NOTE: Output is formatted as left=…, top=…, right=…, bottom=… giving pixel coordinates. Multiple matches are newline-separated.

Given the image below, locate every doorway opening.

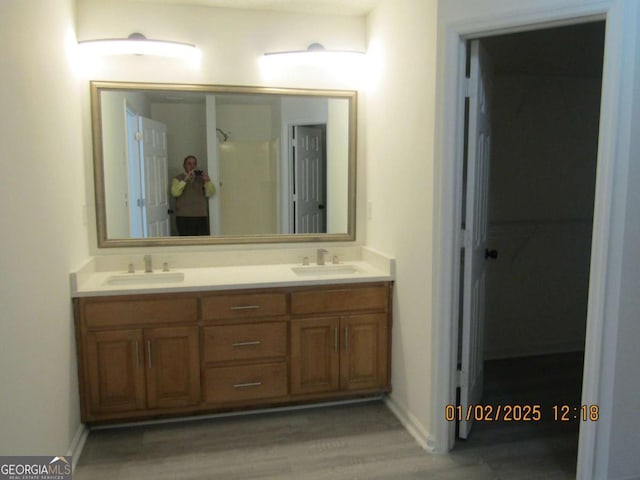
left=454, top=20, right=605, bottom=475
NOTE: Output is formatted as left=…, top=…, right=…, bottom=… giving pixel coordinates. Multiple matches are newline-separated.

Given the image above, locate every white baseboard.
left=67, top=423, right=89, bottom=471
left=384, top=395, right=436, bottom=453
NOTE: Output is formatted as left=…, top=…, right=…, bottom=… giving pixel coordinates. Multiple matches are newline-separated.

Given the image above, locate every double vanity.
left=71, top=248, right=394, bottom=424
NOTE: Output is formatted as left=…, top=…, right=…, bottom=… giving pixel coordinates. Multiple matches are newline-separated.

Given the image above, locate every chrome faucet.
left=144, top=255, right=152, bottom=273
left=317, top=249, right=328, bottom=266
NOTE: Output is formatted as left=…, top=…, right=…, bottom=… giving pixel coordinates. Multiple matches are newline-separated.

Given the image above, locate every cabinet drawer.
left=290, top=285, right=388, bottom=315
left=202, top=293, right=287, bottom=321
left=202, top=322, right=287, bottom=363
left=204, top=362, right=287, bottom=403
left=84, top=298, right=198, bottom=329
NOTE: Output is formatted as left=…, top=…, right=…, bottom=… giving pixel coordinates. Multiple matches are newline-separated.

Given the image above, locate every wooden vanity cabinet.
left=290, top=284, right=391, bottom=396
left=75, top=295, right=201, bottom=422
left=74, top=282, right=392, bottom=424
left=201, top=291, right=289, bottom=406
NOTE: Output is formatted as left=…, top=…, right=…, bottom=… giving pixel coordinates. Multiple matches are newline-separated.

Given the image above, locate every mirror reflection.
left=91, top=81, right=357, bottom=247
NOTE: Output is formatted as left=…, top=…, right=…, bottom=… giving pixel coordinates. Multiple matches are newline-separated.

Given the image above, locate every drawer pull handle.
left=232, top=341, right=261, bottom=347
left=230, top=305, right=260, bottom=311
left=233, top=382, right=262, bottom=389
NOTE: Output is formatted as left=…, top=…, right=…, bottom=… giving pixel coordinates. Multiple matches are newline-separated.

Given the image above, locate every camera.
left=194, top=170, right=203, bottom=176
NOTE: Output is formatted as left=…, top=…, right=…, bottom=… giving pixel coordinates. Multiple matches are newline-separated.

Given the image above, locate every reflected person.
left=171, top=155, right=216, bottom=236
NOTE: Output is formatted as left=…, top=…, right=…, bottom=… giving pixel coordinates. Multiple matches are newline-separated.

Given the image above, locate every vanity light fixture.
left=77, top=33, right=199, bottom=61
left=262, top=43, right=365, bottom=67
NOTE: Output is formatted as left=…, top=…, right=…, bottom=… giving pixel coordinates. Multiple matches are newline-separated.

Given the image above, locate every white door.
left=139, top=117, right=170, bottom=237
left=126, top=108, right=145, bottom=237
left=459, top=40, right=493, bottom=439
left=293, top=125, right=326, bottom=233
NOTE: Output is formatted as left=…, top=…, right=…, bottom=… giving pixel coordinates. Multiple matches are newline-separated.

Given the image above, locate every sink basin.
left=105, top=271, right=185, bottom=285
left=291, top=264, right=361, bottom=276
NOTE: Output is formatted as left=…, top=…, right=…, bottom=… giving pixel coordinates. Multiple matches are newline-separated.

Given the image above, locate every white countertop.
left=70, top=248, right=395, bottom=297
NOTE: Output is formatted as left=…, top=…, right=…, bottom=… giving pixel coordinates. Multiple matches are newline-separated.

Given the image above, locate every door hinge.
left=456, top=368, right=464, bottom=388
left=135, top=131, right=143, bottom=141
left=464, top=76, right=472, bottom=98
left=137, top=198, right=146, bottom=208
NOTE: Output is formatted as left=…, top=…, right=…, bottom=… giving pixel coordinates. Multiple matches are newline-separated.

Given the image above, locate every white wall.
left=150, top=102, right=208, bottom=179
left=365, top=0, right=439, bottom=445
left=327, top=99, right=349, bottom=233
left=0, top=0, right=88, bottom=457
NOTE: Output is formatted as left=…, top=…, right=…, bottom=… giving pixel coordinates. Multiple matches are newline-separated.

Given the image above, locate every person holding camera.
left=171, top=154, right=216, bottom=236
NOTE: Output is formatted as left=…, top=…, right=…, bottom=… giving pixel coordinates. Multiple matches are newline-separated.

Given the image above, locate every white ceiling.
left=127, top=0, right=380, bottom=16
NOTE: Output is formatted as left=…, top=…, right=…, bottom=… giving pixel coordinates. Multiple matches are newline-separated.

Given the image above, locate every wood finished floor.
left=74, top=353, right=583, bottom=479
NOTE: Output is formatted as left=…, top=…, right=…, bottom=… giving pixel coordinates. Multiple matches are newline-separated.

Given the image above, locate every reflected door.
left=293, top=125, right=327, bottom=233
left=139, top=117, right=170, bottom=237
left=126, top=109, right=145, bottom=237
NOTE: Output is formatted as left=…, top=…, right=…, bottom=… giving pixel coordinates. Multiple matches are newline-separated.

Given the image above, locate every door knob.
left=485, top=248, right=498, bottom=260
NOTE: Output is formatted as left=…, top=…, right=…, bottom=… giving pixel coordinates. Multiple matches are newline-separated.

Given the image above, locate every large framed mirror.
left=90, top=81, right=357, bottom=247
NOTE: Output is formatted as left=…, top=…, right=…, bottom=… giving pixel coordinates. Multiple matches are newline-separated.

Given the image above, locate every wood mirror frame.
left=90, top=81, right=357, bottom=247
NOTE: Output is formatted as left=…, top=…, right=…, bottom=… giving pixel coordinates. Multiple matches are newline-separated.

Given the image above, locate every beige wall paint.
left=327, top=99, right=349, bottom=233
left=76, top=0, right=367, bottom=88
left=0, top=0, right=88, bottom=456
left=365, top=0, right=439, bottom=442
left=151, top=102, right=208, bottom=180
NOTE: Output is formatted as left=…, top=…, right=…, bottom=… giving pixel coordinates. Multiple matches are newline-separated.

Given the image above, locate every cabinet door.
left=144, top=326, right=201, bottom=409
left=85, top=329, right=146, bottom=414
left=290, top=317, right=340, bottom=395
left=340, top=314, right=388, bottom=391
